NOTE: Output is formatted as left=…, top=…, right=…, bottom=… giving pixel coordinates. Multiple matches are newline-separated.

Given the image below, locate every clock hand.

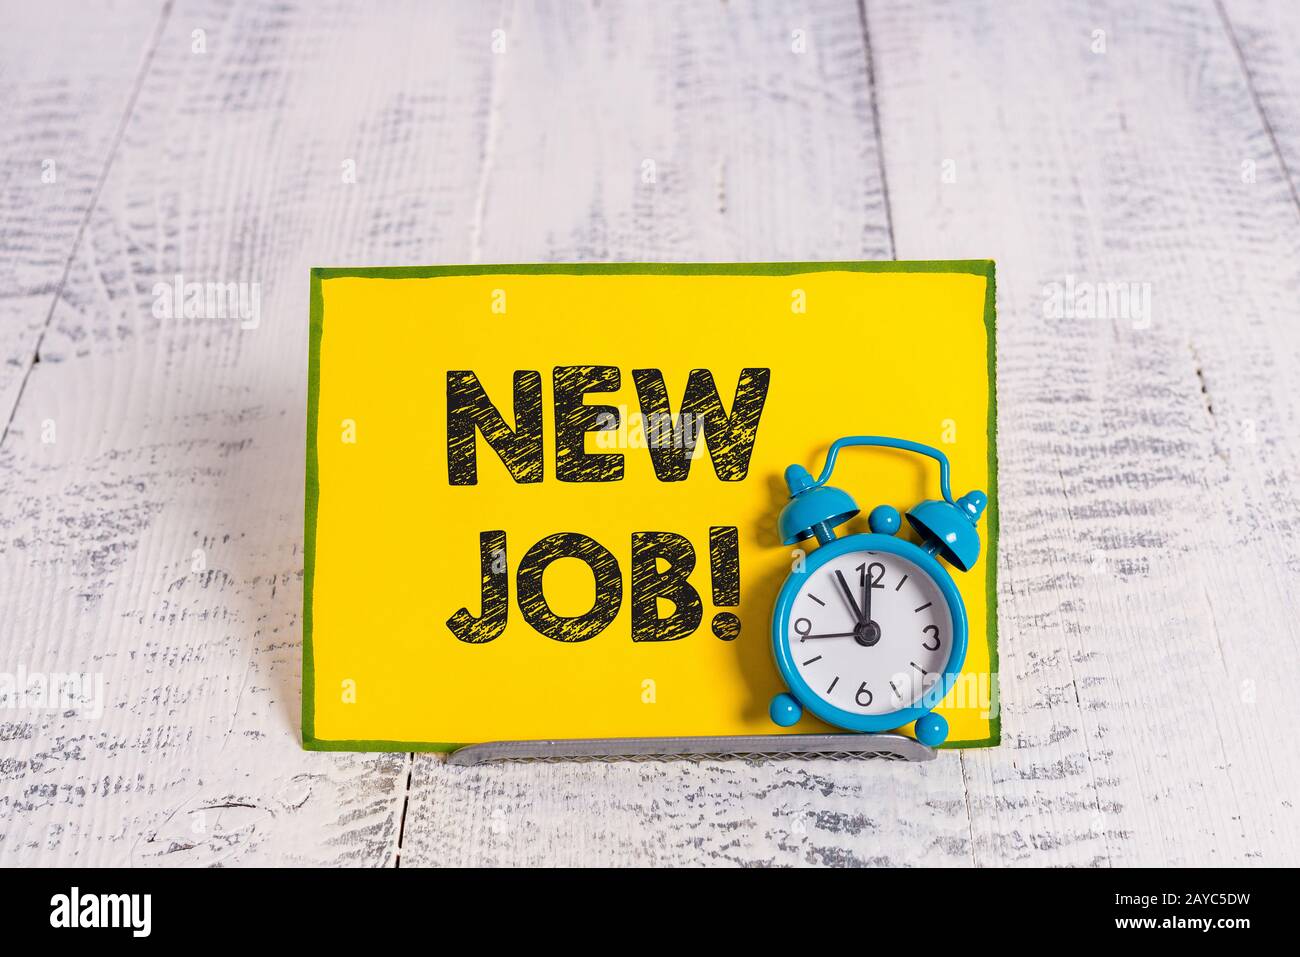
left=861, top=568, right=872, bottom=624
left=799, top=631, right=858, bottom=640
left=834, top=570, right=863, bottom=623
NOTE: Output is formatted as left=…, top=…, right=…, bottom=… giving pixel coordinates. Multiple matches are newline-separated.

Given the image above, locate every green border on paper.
left=303, top=261, right=1000, bottom=752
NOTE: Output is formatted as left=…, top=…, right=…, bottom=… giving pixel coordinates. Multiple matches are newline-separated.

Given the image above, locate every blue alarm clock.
left=768, top=436, right=987, bottom=748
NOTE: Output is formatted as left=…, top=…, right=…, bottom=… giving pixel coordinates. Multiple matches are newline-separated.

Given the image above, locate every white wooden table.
left=3, top=0, right=1299, bottom=867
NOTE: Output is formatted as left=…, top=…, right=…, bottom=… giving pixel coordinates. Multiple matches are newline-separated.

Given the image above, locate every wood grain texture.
left=2, top=0, right=1298, bottom=867
left=1219, top=0, right=1300, bottom=211
left=868, top=0, right=1300, bottom=864
left=0, top=0, right=516, bottom=866
left=0, top=1, right=169, bottom=430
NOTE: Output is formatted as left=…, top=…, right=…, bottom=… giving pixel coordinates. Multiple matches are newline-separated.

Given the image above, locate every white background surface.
left=2, top=0, right=1298, bottom=866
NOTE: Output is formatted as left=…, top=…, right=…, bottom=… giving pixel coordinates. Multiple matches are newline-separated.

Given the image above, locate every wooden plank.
left=7, top=0, right=1297, bottom=868
left=1219, top=0, right=1300, bottom=211
left=867, top=0, right=1300, bottom=864
left=0, top=0, right=521, bottom=865
left=0, top=1, right=169, bottom=430
left=396, top=0, right=987, bottom=868
left=405, top=758, right=974, bottom=867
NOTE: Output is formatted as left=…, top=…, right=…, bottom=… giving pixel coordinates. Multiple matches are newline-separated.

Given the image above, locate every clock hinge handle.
left=814, top=435, right=956, bottom=505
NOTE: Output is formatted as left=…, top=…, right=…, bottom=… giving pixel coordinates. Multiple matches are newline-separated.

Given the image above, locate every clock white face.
left=785, top=549, right=953, bottom=715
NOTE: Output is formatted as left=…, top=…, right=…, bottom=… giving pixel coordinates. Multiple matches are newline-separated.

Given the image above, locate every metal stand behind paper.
left=447, top=733, right=934, bottom=765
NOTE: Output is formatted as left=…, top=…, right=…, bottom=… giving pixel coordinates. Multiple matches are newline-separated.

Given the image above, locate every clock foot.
left=913, top=712, right=948, bottom=747
left=769, top=693, right=803, bottom=728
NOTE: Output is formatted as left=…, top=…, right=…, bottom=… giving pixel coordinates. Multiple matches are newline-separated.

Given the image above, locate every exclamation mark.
left=709, top=526, right=741, bottom=640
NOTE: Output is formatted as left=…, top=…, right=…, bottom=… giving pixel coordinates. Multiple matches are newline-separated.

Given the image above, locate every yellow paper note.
left=304, top=263, right=998, bottom=750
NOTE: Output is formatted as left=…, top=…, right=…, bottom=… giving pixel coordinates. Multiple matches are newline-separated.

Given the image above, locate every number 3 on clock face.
left=773, top=535, right=968, bottom=733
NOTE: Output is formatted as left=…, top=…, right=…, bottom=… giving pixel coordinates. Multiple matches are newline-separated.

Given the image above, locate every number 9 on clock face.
left=785, top=550, right=954, bottom=716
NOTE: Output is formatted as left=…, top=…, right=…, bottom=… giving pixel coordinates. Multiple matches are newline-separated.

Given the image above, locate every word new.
left=447, top=366, right=770, bottom=484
